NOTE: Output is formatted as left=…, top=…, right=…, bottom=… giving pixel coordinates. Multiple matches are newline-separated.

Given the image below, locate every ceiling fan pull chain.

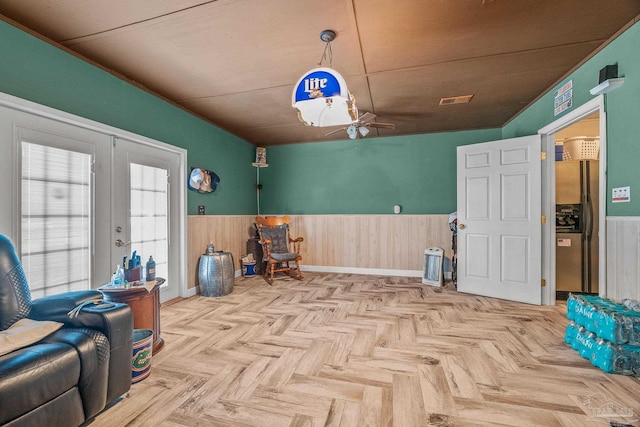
left=318, top=41, right=333, bottom=68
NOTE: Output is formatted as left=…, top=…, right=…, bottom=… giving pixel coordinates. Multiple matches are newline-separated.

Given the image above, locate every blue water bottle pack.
left=565, top=294, right=640, bottom=376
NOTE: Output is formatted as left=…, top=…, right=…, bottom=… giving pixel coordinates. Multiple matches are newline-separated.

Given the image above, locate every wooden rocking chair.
left=255, top=216, right=303, bottom=284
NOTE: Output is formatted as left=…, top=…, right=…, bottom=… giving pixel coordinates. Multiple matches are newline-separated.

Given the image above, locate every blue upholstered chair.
left=255, top=216, right=303, bottom=284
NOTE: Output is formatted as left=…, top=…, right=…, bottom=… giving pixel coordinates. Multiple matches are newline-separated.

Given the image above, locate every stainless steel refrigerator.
left=555, top=160, right=599, bottom=294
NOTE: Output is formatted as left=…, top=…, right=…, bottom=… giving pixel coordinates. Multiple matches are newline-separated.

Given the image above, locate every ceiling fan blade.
left=325, top=127, right=347, bottom=136
left=358, top=112, right=377, bottom=124
left=368, top=122, right=396, bottom=130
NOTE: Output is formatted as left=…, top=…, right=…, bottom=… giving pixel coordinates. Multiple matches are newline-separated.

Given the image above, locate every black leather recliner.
left=0, top=235, right=133, bottom=427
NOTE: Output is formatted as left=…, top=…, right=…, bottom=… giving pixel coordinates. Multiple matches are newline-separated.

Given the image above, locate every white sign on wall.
left=612, top=186, right=631, bottom=203
left=554, top=80, right=573, bottom=116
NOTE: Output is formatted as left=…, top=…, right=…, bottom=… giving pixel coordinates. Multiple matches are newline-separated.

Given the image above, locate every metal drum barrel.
left=198, top=252, right=234, bottom=297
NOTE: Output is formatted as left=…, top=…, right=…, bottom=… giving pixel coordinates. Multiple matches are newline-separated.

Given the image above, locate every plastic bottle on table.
left=146, top=256, right=156, bottom=281
left=112, top=264, right=124, bottom=285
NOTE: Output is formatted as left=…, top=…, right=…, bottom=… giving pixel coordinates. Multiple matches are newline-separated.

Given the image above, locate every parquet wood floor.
left=90, top=273, right=640, bottom=426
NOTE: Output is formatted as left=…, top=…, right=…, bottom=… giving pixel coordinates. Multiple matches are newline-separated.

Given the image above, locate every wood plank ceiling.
left=1, top=1, right=639, bottom=146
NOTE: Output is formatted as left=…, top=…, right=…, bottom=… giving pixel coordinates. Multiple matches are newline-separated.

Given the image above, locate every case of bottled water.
left=565, top=295, right=640, bottom=376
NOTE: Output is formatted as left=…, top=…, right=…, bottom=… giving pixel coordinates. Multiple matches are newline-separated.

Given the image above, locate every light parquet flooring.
left=90, top=273, right=640, bottom=427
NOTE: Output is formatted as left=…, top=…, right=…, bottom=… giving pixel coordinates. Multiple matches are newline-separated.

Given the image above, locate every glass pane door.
left=21, top=142, right=92, bottom=298
left=113, top=137, right=182, bottom=302
left=130, top=163, right=168, bottom=282
left=14, top=121, right=111, bottom=296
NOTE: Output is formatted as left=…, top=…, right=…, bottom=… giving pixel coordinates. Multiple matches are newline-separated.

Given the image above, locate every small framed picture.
left=255, top=147, right=267, bottom=165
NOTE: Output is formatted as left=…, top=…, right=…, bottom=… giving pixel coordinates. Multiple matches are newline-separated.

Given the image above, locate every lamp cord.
left=256, top=166, right=260, bottom=215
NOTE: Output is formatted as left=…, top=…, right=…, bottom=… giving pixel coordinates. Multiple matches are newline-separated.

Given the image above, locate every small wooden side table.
left=99, top=278, right=165, bottom=354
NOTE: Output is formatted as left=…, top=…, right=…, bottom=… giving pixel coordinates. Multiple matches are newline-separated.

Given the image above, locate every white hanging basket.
left=562, top=136, right=599, bottom=161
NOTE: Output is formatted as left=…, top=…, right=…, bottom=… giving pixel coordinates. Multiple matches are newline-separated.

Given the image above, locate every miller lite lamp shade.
left=292, top=67, right=358, bottom=127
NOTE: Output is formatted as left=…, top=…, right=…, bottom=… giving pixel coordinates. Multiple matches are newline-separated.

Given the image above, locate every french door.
left=0, top=94, right=186, bottom=302
left=112, top=137, right=182, bottom=302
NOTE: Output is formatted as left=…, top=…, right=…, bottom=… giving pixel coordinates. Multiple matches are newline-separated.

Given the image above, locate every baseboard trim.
left=301, top=265, right=422, bottom=278
left=187, top=267, right=450, bottom=295
left=187, top=269, right=244, bottom=297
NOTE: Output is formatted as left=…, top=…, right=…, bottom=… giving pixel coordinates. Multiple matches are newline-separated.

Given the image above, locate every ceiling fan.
left=325, top=112, right=395, bottom=139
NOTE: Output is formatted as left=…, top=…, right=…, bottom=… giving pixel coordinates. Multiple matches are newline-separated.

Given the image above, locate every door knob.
left=458, top=224, right=466, bottom=230
left=115, top=239, right=131, bottom=247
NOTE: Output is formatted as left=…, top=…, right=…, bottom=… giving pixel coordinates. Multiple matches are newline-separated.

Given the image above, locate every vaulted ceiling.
left=1, top=1, right=639, bottom=146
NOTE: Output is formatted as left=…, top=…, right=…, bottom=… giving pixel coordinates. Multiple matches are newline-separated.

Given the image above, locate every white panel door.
left=456, top=135, right=542, bottom=304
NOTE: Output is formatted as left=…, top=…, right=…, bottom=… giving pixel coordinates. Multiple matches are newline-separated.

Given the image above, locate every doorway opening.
left=539, top=96, right=606, bottom=306
left=554, top=115, right=600, bottom=301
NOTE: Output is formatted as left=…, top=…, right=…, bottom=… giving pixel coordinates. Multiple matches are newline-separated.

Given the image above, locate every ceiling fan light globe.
left=359, top=126, right=369, bottom=137
left=347, top=124, right=358, bottom=139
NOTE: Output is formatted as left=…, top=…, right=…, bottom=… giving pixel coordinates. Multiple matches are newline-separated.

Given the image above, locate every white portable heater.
left=422, top=247, right=444, bottom=286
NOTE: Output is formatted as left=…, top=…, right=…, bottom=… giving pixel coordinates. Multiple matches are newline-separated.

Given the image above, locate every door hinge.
left=541, top=215, right=547, bottom=224
left=541, top=151, right=547, bottom=160
left=541, top=279, right=546, bottom=288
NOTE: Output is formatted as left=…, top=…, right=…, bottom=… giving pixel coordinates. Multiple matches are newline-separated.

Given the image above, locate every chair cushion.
left=43, top=328, right=110, bottom=419
left=0, top=318, right=63, bottom=357
left=261, top=225, right=289, bottom=253
left=0, top=341, right=81, bottom=425
left=270, top=252, right=299, bottom=262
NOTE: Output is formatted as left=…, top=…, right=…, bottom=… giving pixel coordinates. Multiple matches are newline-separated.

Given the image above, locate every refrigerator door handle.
left=585, top=196, right=594, bottom=240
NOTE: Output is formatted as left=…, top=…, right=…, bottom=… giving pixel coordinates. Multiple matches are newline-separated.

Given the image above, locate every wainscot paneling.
left=606, top=216, right=640, bottom=301
left=290, top=215, right=451, bottom=273
left=187, top=215, right=452, bottom=291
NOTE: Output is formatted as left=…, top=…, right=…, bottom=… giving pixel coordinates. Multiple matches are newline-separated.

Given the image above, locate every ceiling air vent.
left=439, top=95, right=474, bottom=106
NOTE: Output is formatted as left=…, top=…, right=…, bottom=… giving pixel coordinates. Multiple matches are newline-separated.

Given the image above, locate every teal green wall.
left=260, top=128, right=501, bottom=214
left=504, top=21, right=640, bottom=216
left=0, top=20, right=255, bottom=215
